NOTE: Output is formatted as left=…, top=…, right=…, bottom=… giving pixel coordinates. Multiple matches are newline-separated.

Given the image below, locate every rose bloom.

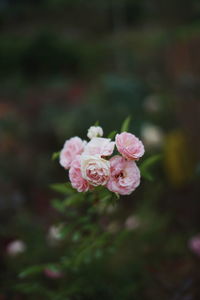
left=83, top=137, right=115, bottom=157
left=69, top=155, right=90, bottom=192
left=188, top=235, right=200, bottom=256
left=87, top=126, right=103, bottom=139
left=107, top=155, right=140, bottom=195
left=60, top=137, right=86, bottom=169
left=81, top=155, right=110, bottom=186
left=116, top=132, right=144, bottom=160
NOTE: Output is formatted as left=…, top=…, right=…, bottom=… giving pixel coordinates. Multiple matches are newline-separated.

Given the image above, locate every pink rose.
left=60, top=137, right=86, bottom=169
left=107, top=155, right=140, bottom=195
left=83, top=137, right=115, bottom=157
left=69, top=155, right=90, bottom=192
left=189, top=235, right=200, bottom=256
left=115, top=132, right=144, bottom=160
left=81, top=155, right=110, bottom=186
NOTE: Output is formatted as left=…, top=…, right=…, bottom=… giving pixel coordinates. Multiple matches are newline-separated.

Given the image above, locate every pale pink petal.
left=81, top=154, right=110, bottom=186
left=107, top=155, right=140, bottom=195
left=69, top=155, right=90, bottom=192
left=116, top=132, right=144, bottom=160
left=60, top=137, right=87, bottom=169
left=83, top=138, right=115, bottom=157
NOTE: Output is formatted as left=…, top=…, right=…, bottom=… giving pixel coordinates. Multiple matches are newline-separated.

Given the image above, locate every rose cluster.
left=59, top=126, right=145, bottom=195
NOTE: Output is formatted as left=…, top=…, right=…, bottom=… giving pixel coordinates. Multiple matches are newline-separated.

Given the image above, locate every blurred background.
left=0, top=0, right=200, bottom=299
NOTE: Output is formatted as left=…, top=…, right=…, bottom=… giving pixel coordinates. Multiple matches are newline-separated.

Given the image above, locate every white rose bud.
left=87, top=126, right=103, bottom=139
left=7, top=240, right=26, bottom=256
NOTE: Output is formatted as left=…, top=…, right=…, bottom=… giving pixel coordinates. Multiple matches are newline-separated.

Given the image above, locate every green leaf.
left=50, top=183, right=75, bottom=195
left=63, top=193, right=84, bottom=206
left=59, top=225, right=71, bottom=238
left=52, top=151, right=60, bottom=161
left=140, top=154, right=162, bottom=181
left=101, top=194, right=113, bottom=203
left=79, top=216, right=90, bottom=224
left=14, top=282, right=41, bottom=293
left=51, top=199, right=65, bottom=213
left=52, top=193, right=84, bottom=212
left=19, top=265, right=44, bottom=278
left=108, top=130, right=117, bottom=139
left=46, top=264, right=61, bottom=273
left=121, top=116, right=131, bottom=132
left=94, top=120, right=99, bottom=126
left=72, top=231, right=81, bottom=242
left=114, top=192, right=120, bottom=199
left=95, top=249, right=103, bottom=259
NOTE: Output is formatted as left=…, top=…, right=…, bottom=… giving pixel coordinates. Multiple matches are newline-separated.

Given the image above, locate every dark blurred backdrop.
left=0, top=0, right=200, bottom=299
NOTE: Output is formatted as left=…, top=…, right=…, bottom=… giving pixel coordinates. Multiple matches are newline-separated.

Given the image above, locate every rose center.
left=115, top=172, right=124, bottom=179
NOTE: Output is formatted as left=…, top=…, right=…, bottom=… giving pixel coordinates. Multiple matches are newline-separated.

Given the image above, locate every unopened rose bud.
left=87, top=126, right=103, bottom=139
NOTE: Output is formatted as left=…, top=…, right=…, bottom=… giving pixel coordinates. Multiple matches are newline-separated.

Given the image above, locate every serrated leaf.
left=108, top=130, right=117, bottom=139
left=19, top=265, right=44, bottom=278
left=140, top=154, right=162, bottom=181
left=50, top=183, right=75, bottom=195
left=121, top=116, right=131, bottom=133
left=52, top=151, right=60, bottom=161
